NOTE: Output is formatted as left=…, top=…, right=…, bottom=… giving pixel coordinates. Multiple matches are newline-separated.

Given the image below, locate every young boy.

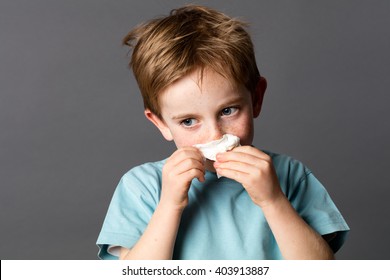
left=97, top=5, right=349, bottom=260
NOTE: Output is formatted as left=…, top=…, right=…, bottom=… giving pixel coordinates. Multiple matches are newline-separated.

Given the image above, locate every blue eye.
left=181, top=118, right=197, bottom=127
left=221, top=107, right=237, bottom=116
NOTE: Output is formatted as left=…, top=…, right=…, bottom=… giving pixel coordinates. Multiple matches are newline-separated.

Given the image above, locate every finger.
left=214, top=160, right=258, bottom=176
left=165, top=149, right=206, bottom=182
left=216, top=146, right=271, bottom=164
left=214, top=166, right=248, bottom=185
left=172, top=146, right=204, bottom=160
left=164, top=164, right=205, bottom=189
left=232, top=145, right=270, bottom=157
left=181, top=168, right=206, bottom=183
left=214, top=160, right=265, bottom=186
left=174, top=157, right=205, bottom=176
left=167, top=147, right=205, bottom=168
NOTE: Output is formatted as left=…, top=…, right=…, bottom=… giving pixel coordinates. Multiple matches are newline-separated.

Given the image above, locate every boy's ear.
left=252, top=76, right=267, bottom=118
left=144, top=109, right=174, bottom=141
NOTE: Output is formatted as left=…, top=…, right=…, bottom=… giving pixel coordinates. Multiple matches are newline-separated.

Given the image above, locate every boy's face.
left=145, top=68, right=266, bottom=150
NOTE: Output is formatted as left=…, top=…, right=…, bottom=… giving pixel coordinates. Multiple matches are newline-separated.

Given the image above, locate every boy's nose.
left=208, top=123, right=224, bottom=141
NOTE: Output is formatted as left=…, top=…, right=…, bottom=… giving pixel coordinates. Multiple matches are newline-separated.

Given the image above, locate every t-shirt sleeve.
left=96, top=164, right=162, bottom=259
left=287, top=167, right=350, bottom=253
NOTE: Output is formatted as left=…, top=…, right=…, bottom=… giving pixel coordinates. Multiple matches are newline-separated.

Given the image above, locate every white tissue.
left=194, top=134, right=240, bottom=161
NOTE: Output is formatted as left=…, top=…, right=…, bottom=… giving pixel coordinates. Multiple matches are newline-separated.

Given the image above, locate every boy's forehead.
left=170, top=68, right=239, bottom=93
left=198, top=68, right=237, bottom=87
left=159, top=69, right=251, bottom=115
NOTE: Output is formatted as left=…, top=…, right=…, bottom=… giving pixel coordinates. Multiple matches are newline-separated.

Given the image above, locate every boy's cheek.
left=171, top=132, right=205, bottom=148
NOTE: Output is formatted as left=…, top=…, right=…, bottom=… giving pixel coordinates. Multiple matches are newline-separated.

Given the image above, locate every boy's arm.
left=259, top=193, right=335, bottom=259
left=119, top=201, right=183, bottom=259
left=214, top=146, right=334, bottom=259
left=120, top=147, right=205, bottom=260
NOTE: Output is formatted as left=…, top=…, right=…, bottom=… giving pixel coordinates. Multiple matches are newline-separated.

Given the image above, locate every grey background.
left=1, top=0, right=389, bottom=259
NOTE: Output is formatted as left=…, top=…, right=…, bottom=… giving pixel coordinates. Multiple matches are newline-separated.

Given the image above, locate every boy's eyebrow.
left=171, top=112, right=198, bottom=120
left=218, top=95, right=246, bottom=108
left=170, top=95, right=246, bottom=120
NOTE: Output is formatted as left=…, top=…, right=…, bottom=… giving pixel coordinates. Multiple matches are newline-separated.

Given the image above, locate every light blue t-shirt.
left=97, top=151, right=349, bottom=259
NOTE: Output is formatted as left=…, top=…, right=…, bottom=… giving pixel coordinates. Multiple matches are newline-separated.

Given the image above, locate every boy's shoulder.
left=115, top=159, right=167, bottom=197
left=263, top=149, right=307, bottom=168
left=262, top=149, right=313, bottom=183
left=122, top=159, right=166, bottom=181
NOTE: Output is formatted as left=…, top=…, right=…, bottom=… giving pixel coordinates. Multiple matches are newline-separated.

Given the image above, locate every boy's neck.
left=205, top=159, right=217, bottom=173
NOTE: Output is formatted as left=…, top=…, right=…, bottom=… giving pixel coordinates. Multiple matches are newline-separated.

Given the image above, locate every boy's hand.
left=214, top=146, right=283, bottom=208
left=161, top=147, right=205, bottom=211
